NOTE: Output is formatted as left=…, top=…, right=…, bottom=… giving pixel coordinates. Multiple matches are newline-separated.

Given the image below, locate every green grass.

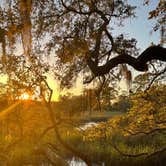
left=1, top=121, right=165, bottom=166
left=61, top=131, right=166, bottom=166
left=0, top=104, right=165, bottom=166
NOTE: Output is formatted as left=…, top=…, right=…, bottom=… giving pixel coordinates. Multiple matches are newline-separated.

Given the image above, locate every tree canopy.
left=0, top=0, right=165, bottom=90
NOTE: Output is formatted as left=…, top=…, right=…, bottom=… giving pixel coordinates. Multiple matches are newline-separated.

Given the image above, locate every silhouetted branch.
left=83, top=75, right=95, bottom=84
left=60, top=0, right=93, bottom=15
left=39, top=126, right=55, bottom=140
left=87, top=45, right=166, bottom=76
left=145, top=66, right=166, bottom=91
left=41, top=78, right=93, bottom=166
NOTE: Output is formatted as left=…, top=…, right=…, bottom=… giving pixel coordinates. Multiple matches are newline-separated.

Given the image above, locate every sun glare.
left=20, top=93, right=30, bottom=100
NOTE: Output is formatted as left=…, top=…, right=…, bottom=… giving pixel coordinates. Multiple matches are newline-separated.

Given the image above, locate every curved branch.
left=38, top=126, right=54, bottom=140
left=45, top=101, right=92, bottom=166
left=112, top=142, right=148, bottom=157
left=147, top=146, right=166, bottom=158
left=87, top=45, right=166, bottom=76
left=105, top=29, right=115, bottom=49
left=53, top=125, right=92, bottom=166
left=112, top=142, right=166, bottom=159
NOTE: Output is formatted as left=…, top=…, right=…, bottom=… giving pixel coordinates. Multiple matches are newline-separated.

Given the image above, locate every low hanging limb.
left=87, top=45, right=166, bottom=77
left=40, top=79, right=93, bottom=166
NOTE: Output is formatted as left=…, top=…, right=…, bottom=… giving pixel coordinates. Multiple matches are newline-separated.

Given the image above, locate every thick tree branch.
left=87, top=45, right=166, bottom=76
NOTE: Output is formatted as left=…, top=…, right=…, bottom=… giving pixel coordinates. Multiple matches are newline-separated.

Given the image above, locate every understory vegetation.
left=0, top=84, right=165, bottom=165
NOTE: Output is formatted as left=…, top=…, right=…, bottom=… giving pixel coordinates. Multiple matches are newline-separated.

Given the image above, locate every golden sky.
left=0, top=74, right=84, bottom=101
left=0, top=74, right=7, bottom=84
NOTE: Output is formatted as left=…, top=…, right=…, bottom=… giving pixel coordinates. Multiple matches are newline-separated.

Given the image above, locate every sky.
left=0, top=0, right=162, bottom=101
left=119, top=0, right=160, bottom=51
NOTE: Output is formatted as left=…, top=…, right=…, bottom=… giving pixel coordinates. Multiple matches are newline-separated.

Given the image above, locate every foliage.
left=111, top=94, right=131, bottom=112
left=84, top=84, right=166, bottom=138
left=80, top=84, right=166, bottom=165
left=57, top=94, right=87, bottom=115
left=145, top=0, right=166, bottom=33
left=0, top=0, right=165, bottom=165
left=0, top=84, right=165, bottom=165
left=0, top=0, right=139, bottom=88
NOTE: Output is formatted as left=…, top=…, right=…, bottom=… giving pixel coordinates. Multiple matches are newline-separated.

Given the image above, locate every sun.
left=20, top=92, right=30, bottom=100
